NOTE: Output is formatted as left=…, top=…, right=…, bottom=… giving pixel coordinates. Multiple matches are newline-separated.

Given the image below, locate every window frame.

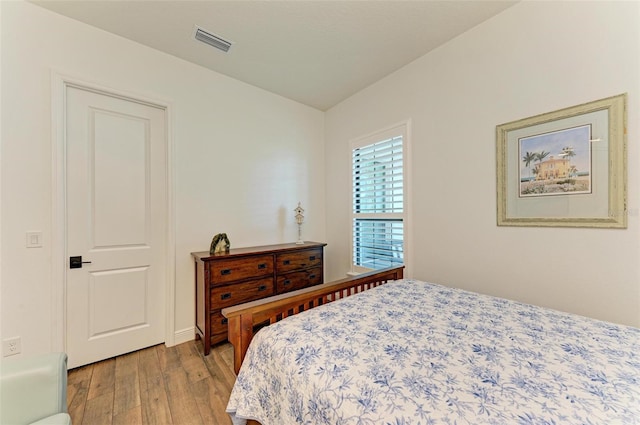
left=350, top=121, right=410, bottom=275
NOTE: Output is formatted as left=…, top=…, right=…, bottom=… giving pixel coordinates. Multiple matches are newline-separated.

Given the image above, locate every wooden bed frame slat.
left=222, top=266, right=404, bottom=374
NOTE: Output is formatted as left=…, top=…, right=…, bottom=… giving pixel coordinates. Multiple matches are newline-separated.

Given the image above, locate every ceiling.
left=31, top=0, right=517, bottom=111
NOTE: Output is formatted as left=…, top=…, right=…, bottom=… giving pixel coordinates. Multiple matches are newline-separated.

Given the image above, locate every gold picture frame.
left=497, top=94, right=627, bottom=228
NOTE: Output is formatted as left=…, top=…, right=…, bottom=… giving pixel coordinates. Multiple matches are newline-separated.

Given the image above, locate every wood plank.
left=68, top=363, right=94, bottom=385
left=140, top=374, right=173, bottom=425
left=87, top=357, right=116, bottom=400
left=163, top=367, right=203, bottom=424
left=137, top=345, right=162, bottom=393
left=208, top=347, right=237, bottom=391
left=82, top=391, right=114, bottom=425
left=67, top=364, right=92, bottom=405
left=191, top=377, right=233, bottom=425
left=156, top=344, right=181, bottom=372
left=114, top=351, right=140, bottom=416
left=176, top=341, right=211, bottom=383
left=181, top=357, right=210, bottom=384
left=176, top=339, right=201, bottom=362
left=137, top=346, right=172, bottom=425
left=114, top=369, right=140, bottom=416
left=115, top=350, right=139, bottom=376
left=218, top=343, right=235, bottom=371
left=113, top=406, right=142, bottom=425
left=67, top=376, right=90, bottom=425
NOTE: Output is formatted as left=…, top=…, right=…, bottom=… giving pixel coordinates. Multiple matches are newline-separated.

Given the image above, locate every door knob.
left=70, top=256, right=92, bottom=269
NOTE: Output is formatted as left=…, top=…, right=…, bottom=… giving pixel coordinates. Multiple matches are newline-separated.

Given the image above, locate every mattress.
left=227, top=279, right=640, bottom=424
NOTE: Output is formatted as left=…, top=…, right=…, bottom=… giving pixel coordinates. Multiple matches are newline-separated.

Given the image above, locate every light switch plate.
left=26, top=231, right=43, bottom=248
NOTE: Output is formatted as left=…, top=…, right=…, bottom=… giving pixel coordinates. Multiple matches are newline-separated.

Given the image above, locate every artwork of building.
left=536, top=156, right=571, bottom=180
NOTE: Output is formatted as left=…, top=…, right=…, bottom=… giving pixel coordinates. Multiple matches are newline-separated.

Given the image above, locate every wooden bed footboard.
left=221, top=266, right=404, bottom=374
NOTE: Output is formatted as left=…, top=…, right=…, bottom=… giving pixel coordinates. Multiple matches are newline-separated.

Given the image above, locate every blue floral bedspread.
left=227, top=280, right=640, bottom=424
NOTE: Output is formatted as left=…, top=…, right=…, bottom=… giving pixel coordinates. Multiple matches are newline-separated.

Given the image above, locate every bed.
left=223, top=268, right=640, bottom=425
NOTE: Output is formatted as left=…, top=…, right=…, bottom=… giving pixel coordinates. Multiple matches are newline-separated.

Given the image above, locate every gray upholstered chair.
left=0, top=352, right=71, bottom=425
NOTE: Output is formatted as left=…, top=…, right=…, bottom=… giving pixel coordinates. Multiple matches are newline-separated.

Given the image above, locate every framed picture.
left=497, top=94, right=627, bottom=228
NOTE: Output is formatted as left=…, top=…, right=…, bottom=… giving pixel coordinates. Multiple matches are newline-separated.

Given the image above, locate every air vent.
left=194, top=26, right=232, bottom=53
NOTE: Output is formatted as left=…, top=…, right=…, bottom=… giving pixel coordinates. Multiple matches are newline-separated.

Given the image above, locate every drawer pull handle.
left=258, top=263, right=267, bottom=269
left=309, top=274, right=316, bottom=279
left=221, top=269, right=231, bottom=276
left=221, top=318, right=228, bottom=325
left=309, top=256, right=316, bottom=261
left=284, top=279, right=291, bottom=285
left=283, top=260, right=291, bottom=265
left=221, top=293, right=231, bottom=300
left=258, top=285, right=267, bottom=291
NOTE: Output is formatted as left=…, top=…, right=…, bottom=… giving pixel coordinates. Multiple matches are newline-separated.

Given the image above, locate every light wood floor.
left=66, top=340, right=236, bottom=425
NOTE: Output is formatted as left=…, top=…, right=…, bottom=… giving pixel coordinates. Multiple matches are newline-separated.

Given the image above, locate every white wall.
left=325, top=1, right=640, bottom=327
left=0, top=1, right=325, bottom=355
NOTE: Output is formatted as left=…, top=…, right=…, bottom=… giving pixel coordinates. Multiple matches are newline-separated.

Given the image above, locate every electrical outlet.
left=3, top=337, right=21, bottom=357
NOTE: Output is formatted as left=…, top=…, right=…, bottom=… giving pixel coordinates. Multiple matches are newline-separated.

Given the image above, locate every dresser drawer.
left=210, top=277, right=275, bottom=309
left=210, top=255, right=274, bottom=284
left=276, top=267, right=322, bottom=294
left=210, top=310, right=229, bottom=344
left=276, top=248, right=322, bottom=273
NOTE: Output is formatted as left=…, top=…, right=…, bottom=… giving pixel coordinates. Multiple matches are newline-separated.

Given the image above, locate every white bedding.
left=227, top=279, right=640, bottom=424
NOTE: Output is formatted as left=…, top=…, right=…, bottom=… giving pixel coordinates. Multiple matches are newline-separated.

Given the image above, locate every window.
left=351, top=123, right=408, bottom=272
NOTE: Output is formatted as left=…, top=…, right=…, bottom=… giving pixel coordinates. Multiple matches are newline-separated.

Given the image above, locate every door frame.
left=50, top=72, right=176, bottom=353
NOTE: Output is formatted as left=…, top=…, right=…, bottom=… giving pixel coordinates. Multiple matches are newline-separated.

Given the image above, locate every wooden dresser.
left=192, top=241, right=326, bottom=355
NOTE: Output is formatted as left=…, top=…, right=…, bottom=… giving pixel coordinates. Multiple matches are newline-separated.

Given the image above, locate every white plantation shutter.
left=352, top=126, right=406, bottom=271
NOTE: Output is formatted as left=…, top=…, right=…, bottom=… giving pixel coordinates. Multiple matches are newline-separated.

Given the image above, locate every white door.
left=65, top=85, right=167, bottom=368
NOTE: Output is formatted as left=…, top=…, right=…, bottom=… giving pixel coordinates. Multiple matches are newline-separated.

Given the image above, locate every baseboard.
left=171, top=327, right=196, bottom=346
